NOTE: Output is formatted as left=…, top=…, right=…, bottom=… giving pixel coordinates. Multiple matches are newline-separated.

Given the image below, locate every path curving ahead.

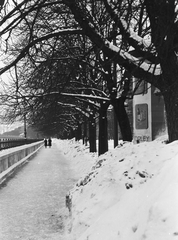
left=0, top=140, right=75, bottom=240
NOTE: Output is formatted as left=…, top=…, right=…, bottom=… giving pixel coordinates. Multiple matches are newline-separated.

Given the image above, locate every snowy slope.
left=56, top=137, right=178, bottom=240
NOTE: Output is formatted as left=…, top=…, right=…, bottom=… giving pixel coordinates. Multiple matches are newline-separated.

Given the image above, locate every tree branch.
left=0, top=28, right=83, bottom=75
left=63, top=0, right=161, bottom=87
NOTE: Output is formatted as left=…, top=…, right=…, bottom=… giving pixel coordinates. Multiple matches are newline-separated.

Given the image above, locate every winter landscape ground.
left=55, top=136, right=178, bottom=240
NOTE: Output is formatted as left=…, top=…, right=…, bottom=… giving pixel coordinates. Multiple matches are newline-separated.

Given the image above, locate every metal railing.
left=0, top=138, right=43, bottom=151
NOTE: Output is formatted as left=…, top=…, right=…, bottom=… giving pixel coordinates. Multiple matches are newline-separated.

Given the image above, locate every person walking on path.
left=48, top=137, right=52, bottom=147
left=44, top=138, right=48, bottom=148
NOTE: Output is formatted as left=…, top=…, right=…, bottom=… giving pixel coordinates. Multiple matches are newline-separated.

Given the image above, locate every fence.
left=0, top=140, right=43, bottom=184
left=0, top=138, right=43, bottom=150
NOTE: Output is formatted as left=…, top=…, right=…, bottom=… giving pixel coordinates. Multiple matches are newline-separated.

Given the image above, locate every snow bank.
left=55, top=139, right=97, bottom=180
left=58, top=137, right=178, bottom=240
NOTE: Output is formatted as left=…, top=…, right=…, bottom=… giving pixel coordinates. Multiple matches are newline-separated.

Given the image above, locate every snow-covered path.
left=0, top=140, right=75, bottom=240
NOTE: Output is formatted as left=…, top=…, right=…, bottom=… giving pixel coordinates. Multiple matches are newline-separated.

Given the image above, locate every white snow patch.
left=56, top=136, right=178, bottom=240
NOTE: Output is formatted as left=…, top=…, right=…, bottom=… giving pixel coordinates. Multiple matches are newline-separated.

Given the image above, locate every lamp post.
left=24, top=114, right=27, bottom=139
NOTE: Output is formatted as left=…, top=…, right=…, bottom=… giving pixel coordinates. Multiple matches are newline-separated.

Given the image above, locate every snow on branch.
left=105, top=40, right=161, bottom=76
left=103, top=0, right=151, bottom=51
left=120, top=18, right=151, bottom=50
left=120, top=49, right=161, bottom=76
left=61, top=92, right=110, bottom=101
left=57, top=101, right=90, bottom=117
left=57, top=101, right=77, bottom=108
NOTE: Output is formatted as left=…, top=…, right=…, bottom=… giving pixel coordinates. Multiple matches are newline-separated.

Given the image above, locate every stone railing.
left=0, top=138, right=43, bottom=150
left=0, top=141, right=43, bottom=185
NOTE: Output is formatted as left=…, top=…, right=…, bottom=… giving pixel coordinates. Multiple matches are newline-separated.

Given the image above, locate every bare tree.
left=61, top=0, right=178, bottom=143
left=0, top=0, right=133, bottom=143
left=1, top=0, right=178, bottom=143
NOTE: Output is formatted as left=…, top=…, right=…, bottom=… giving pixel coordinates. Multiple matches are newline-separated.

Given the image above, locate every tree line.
left=0, top=0, right=178, bottom=155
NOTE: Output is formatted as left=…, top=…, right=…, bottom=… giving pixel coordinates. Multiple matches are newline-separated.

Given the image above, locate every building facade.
left=133, top=80, right=167, bottom=143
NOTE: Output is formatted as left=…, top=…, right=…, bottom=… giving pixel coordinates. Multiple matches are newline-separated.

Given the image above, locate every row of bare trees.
left=0, top=0, right=178, bottom=155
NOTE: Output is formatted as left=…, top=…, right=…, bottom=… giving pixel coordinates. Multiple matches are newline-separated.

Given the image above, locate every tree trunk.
left=75, top=123, right=82, bottom=141
left=103, top=61, right=132, bottom=142
left=98, top=103, right=109, bottom=155
left=67, top=129, right=74, bottom=139
left=113, top=111, right=118, bottom=147
left=111, top=97, right=132, bottom=142
left=159, top=52, right=178, bottom=143
left=82, top=118, right=88, bottom=146
left=162, top=84, right=178, bottom=142
left=89, top=114, right=96, bottom=152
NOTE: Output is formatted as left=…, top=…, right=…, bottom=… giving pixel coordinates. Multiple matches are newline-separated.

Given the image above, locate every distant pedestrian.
left=44, top=138, right=47, bottom=148
left=48, top=138, right=52, bottom=147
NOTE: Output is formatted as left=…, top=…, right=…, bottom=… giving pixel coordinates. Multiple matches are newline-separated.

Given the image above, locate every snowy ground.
left=56, top=136, right=178, bottom=240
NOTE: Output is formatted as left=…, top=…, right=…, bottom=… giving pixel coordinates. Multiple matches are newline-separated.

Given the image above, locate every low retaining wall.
left=0, top=141, right=43, bottom=185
